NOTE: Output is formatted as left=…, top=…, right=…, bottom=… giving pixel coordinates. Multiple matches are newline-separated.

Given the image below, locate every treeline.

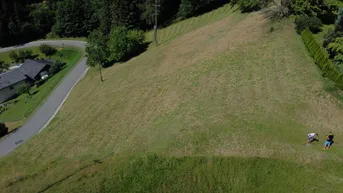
left=0, top=0, right=231, bottom=47
left=0, top=0, right=55, bottom=46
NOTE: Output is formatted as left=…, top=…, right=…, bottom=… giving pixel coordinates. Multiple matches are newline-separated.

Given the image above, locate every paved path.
left=0, top=40, right=88, bottom=158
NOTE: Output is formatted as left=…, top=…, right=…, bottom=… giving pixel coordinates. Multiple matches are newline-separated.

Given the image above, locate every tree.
left=108, top=27, right=145, bottom=62
left=335, top=8, right=343, bottom=32
left=49, top=60, right=65, bottom=74
left=138, top=0, right=158, bottom=26
left=39, top=44, right=57, bottom=57
left=0, top=61, right=10, bottom=73
left=109, top=0, right=141, bottom=28
left=290, top=0, right=342, bottom=23
left=178, top=0, right=195, bottom=19
left=9, top=51, right=19, bottom=63
left=327, top=37, right=343, bottom=63
left=0, top=0, right=45, bottom=46
left=17, top=83, right=31, bottom=95
left=294, top=15, right=323, bottom=34
left=52, top=0, right=99, bottom=37
left=18, top=50, right=36, bottom=62
left=238, top=0, right=264, bottom=12
left=29, top=2, right=55, bottom=36
left=0, top=122, right=8, bottom=138
left=86, top=29, right=109, bottom=67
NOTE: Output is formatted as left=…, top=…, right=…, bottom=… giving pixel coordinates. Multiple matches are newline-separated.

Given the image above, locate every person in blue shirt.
left=323, top=132, right=334, bottom=150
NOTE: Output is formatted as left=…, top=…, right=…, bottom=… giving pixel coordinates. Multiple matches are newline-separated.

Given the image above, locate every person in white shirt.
left=307, top=133, right=318, bottom=146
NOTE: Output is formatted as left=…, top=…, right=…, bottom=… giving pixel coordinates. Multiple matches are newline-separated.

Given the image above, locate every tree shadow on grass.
left=36, top=152, right=115, bottom=193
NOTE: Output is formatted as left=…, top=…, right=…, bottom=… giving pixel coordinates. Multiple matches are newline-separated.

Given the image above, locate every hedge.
left=301, top=28, right=343, bottom=89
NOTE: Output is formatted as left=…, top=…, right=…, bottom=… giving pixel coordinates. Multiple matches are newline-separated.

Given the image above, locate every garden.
left=0, top=44, right=82, bottom=137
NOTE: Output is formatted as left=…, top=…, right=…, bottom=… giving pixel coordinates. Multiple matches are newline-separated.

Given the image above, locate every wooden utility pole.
left=153, top=0, right=160, bottom=46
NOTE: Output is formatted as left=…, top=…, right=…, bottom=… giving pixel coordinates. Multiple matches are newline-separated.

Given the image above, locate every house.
left=0, top=59, right=53, bottom=103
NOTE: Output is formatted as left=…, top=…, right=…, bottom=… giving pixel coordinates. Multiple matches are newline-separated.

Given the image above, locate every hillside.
left=1, top=5, right=343, bottom=192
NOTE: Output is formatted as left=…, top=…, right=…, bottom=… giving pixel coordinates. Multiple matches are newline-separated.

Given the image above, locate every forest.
left=0, top=0, right=232, bottom=47
left=2, top=0, right=343, bottom=66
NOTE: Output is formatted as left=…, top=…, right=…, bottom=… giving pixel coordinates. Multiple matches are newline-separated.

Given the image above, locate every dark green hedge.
left=301, top=28, right=343, bottom=89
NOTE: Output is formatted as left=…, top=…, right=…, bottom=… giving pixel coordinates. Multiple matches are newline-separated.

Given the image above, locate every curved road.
left=0, top=40, right=88, bottom=158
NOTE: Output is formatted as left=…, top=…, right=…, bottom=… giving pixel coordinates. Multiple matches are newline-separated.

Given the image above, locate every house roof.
left=0, top=69, right=26, bottom=90
left=0, top=59, right=53, bottom=90
left=17, top=59, right=50, bottom=80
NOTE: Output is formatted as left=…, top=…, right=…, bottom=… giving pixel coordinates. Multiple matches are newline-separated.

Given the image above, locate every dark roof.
left=17, top=59, right=50, bottom=79
left=0, top=69, right=26, bottom=90
left=0, top=59, right=53, bottom=90
left=36, top=59, right=54, bottom=65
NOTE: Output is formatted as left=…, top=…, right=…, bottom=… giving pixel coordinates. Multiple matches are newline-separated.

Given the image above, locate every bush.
left=327, top=37, right=343, bottom=63
left=10, top=50, right=37, bottom=63
left=108, top=27, right=145, bottom=62
left=35, top=79, right=46, bottom=87
left=0, top=106, right=7, bottom=115
left=17, top=83, right=31, bottom=95
left=0, top=122, right=8, bottom=137
left=323, top=29, right=341, bottom=48
left=49, top=60, right=65, bottom=74
left=239, top=0, right=262, bottom=13
left=301, top=28, right=343, bottom=89
left=177, top=0, right=195, bottom=19
left=9, top=51, right=19, bottom=63
left=295, top=15, right=322, bottom=34
left=39, top=44, right=57, bottom=57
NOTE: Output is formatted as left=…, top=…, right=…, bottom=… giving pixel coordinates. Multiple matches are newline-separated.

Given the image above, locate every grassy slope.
left=0, top=48, right=82, bottom=127
left=1, top=5, right=343, bottom=192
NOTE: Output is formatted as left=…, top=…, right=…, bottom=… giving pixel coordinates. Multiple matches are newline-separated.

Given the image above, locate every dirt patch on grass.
left=158, top=12, right=267, bottom=76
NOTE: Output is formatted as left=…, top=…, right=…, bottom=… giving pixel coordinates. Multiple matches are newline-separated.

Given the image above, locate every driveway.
left=0, top=40, right=88, bottom=158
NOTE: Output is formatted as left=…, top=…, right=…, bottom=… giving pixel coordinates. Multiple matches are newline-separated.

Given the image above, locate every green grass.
left=0, top=48, right=82, bottom=124
left=146, top=4, right=243, bottom=45
left=2, top=6, right=343, bottom=193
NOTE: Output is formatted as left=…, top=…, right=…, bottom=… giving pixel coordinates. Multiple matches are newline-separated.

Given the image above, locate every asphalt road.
left=0, top=40, right=88, bottom=158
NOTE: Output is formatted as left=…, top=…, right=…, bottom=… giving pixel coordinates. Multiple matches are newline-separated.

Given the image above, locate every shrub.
left=335, top=8, right=343, bottom=32
left=0, top=60, right=9, bottom=73
left=0, top=122, right=8, bottom=137
left=17, top=83, right=31, bottom=95
left=108, top=27, right=145, bottom=62
left=35, top=79, right=46, bottom=87
left=0, top=106, right=7, bottom=115
left=39, top=44, right=57, bottom=57
left=49, top=60, right=65, bottom=74
left=323, top=29, right=341, bottom=48
left=14, top=50, right=36, bottom=63
left=9, top=50, right=35, bottom=63
left=9, top=51, right=19, bottom=63
left=301, top=28, right=343, bottom=89
left=126, top=30, right=146, bottom=58
left=177, top=0, right=195, bottom=19
left=239, top=0, right=262, bottom=13
left=295, top=15, right=322, bottom=34
left=327, top=37, right=343, bottom=63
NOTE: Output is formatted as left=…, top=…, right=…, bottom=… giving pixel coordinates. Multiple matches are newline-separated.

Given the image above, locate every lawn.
left=1, top=4, right=343, bottom=193
left=0, top=47, right=83, bottom=130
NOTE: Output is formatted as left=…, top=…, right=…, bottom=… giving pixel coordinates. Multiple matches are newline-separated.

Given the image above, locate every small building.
left=0, top=59, right=53, bottom=103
